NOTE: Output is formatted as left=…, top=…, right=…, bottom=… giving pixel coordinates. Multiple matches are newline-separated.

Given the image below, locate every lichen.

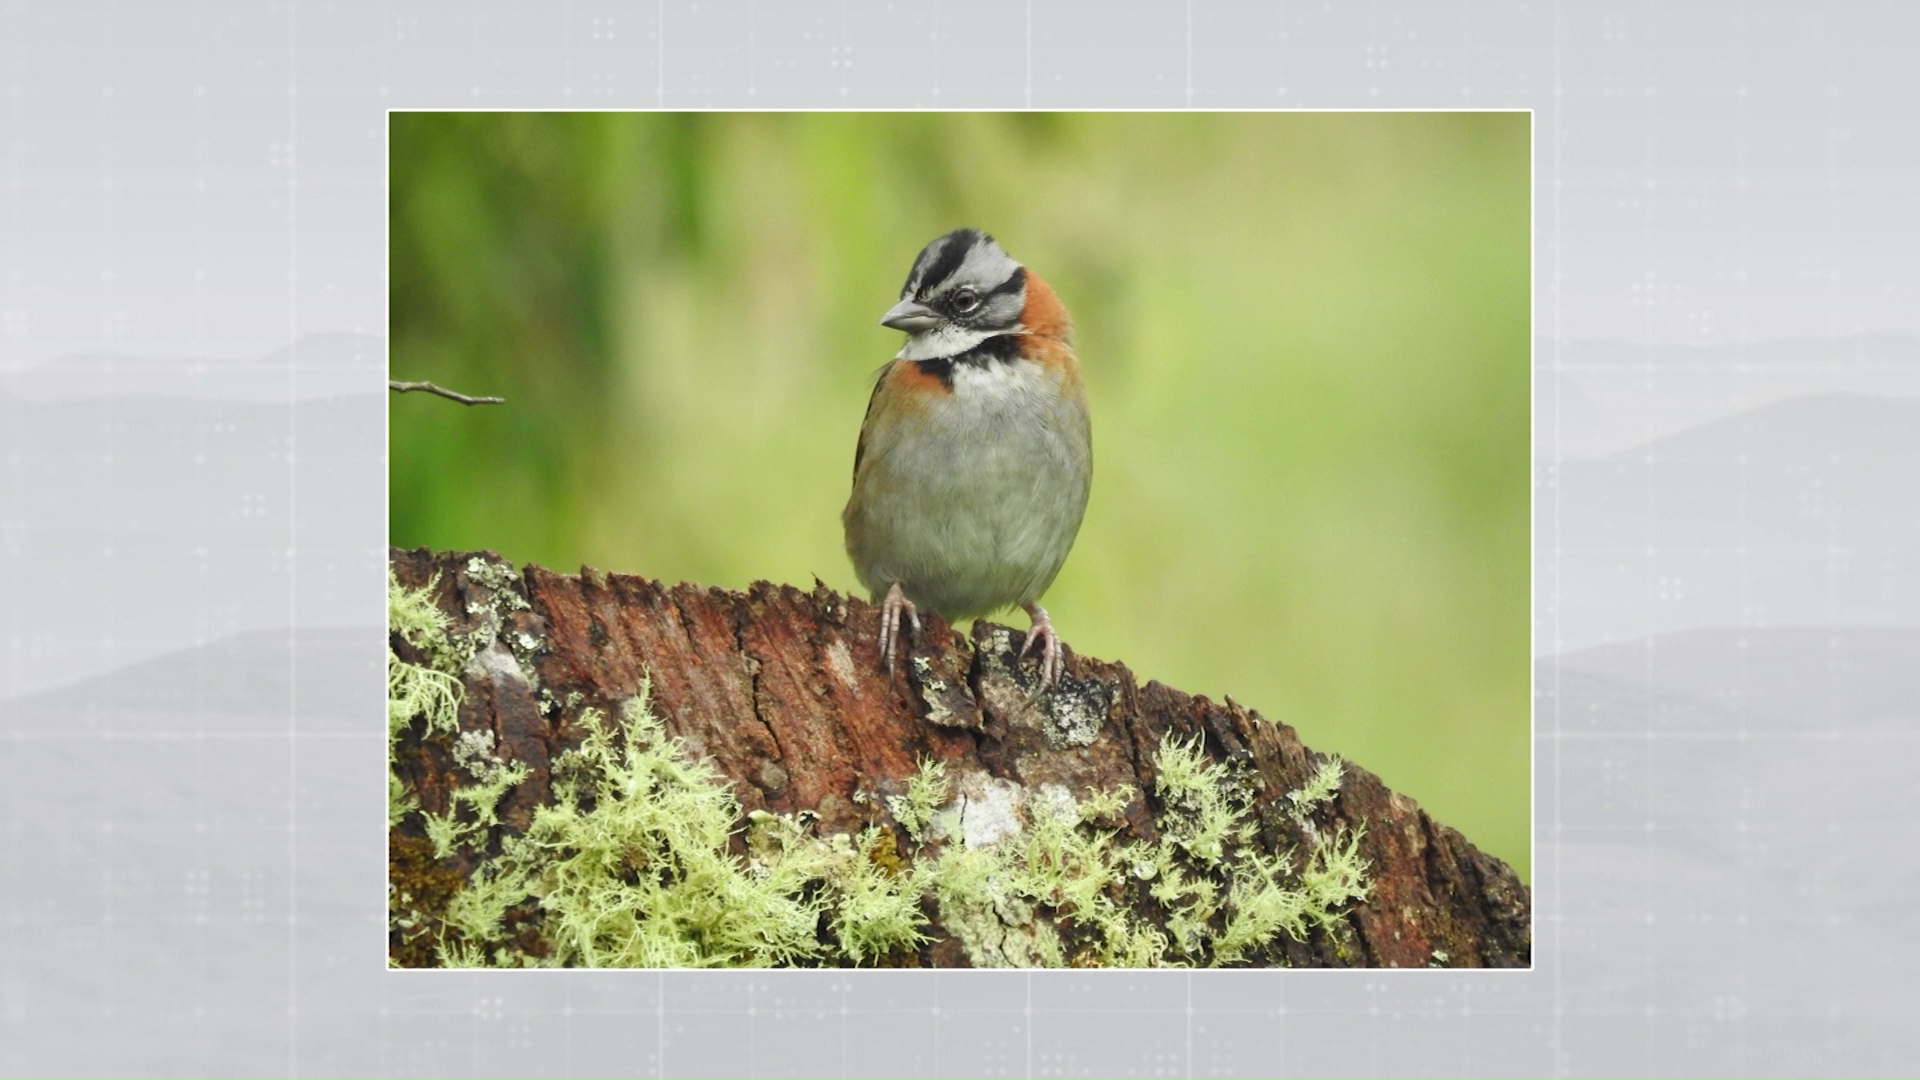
left=389, top=566, right=477, bottom=679
left=422, top=729, right=533, bottom=859
left=390, top=566, right=1371, bottom=968
left=1152, top=733, right=1246, bottom=866
left=1037, top=676, right=1107, bottom=748
left=975, top=626, right=1109, bottom=747
left=388, top=569, right=465, bottom=831
left=407, top=686, right=935, bottom=968
left=826, top=827, right=931, bottom=965
left=893, top=733, right=1369, bottom=969
left=464, top=554, right=530, bottom=613
left=885, top=756, right=950, bottom=843
left=1074, top=784, right=1133, bottom=826
left=1286, top=754, right=1347, bottom=824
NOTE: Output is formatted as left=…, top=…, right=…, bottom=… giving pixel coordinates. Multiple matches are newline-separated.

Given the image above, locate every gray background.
left=2, top=1, right=1916, bottom=1077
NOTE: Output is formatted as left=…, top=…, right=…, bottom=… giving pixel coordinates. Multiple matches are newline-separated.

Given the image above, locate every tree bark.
left=389, top=547, right=1530, bottom=968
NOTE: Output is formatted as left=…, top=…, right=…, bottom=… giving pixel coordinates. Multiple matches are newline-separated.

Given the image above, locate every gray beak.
left=880, top=298, right=943, bottom=333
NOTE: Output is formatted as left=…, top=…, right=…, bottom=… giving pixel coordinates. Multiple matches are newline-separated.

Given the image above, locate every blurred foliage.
left=390, top=112, right=1531, bottom=881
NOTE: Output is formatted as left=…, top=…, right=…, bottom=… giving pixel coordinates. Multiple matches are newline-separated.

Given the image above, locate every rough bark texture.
left=390, top=547, right=1531, bottom=968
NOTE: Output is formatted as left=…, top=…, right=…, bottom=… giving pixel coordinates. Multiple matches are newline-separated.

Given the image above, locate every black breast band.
left=912, top=334, right=1022, bottom=388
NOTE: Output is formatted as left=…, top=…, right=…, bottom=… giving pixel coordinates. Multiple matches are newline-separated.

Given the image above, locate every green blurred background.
left=390, top=112, right=1531, bottom=881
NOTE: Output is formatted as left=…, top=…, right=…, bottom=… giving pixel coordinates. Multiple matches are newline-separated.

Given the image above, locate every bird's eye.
left=951, top=288, right=980, bottom=314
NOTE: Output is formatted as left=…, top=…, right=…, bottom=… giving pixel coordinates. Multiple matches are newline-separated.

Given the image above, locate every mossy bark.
left=389, top=546, right=1530, bottom=969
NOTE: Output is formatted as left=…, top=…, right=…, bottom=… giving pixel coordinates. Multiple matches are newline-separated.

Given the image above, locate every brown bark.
left=389, top=547, right=1530, bottom=968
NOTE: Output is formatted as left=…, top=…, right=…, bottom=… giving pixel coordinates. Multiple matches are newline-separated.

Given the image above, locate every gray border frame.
left=4, top=4, right=1916, bottom=1076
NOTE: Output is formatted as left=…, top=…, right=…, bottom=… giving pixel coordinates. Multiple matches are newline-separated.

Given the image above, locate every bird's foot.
left=1019, top=602, right=1064, bottom=689
left=878, top=582, right=921, bottom=677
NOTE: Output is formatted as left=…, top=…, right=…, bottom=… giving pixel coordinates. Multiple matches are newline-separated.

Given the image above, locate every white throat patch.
left=895, top=323, right=1006, bottom=362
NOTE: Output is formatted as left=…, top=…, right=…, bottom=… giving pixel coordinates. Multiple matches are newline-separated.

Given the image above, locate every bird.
left=842, top=228, right=1092, bottom=689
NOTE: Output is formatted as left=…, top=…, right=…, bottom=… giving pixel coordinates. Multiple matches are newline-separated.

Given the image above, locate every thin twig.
left=389, top=380, right=505, bottom=406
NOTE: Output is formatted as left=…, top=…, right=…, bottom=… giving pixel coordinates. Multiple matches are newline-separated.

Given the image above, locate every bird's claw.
left=878, top=582, right=920, bottom=677
left=1019, top=602, right=1063, bottom=689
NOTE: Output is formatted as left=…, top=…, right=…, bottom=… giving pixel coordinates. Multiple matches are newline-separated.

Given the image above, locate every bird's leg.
left=878, top=582, right=921, bottom=676
left=1019, top=602, right=1063, bottom=689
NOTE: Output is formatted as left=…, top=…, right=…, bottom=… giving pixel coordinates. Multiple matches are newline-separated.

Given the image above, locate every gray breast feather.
left=848, top=361, right=1090, bottom=617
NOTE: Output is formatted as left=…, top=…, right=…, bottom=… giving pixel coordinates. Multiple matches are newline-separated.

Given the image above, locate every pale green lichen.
left=390, top=570, right=532, bottom=857
left=390, top=573, right=1373, bottom=968
left=892, top=734, right=1368, bottom=969
left=509, top=695, right=826, bottom=966
left=1152, top=733, right=1247, bottom=866
left=422, top=729, right=533, bottom=859
left=1074, top=784, right=1133, bottom=826
left=388, top=569, right=465, bottom=829
left=827, top=828, right=932, bottom=964
left=464, top=554, right=530, bottom=613
left=1286, top=754, right=1347, bottom=824
left=426, top=687, right=933, bottom=968
left=915, top=838, right=1066, bottom=967
left=387, top=571, right=464, bottom=735
left=388, top=567, right=479, bottom=679
left=399, top=716, right=1371, bottom=968
left=885, top=756, right=950, bottom=843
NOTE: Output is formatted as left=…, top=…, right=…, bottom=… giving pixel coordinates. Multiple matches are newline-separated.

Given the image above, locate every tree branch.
left=388, top=379, right=504, bottom=405
left=388, top=547, right=1531, bottom=969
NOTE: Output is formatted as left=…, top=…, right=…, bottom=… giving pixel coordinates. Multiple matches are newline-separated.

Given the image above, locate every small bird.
left=843, top=228, right=1092, bottom=688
